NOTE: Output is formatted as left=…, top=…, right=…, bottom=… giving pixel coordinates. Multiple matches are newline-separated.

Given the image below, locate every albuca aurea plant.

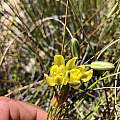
left=45, top=55, right=93, bottom=120
left=45, top=54, right=115, bottom=120
left=1, top=0, right=119, bottom=119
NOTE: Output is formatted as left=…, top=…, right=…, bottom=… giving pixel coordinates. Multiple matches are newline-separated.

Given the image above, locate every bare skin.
left=0, top=97, right=47, bottom=120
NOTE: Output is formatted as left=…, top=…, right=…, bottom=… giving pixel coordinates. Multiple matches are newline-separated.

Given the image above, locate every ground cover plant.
left=0, top=0, right=120, bottom=119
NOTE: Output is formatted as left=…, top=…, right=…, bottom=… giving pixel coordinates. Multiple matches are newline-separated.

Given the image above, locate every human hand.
left=0, top=96, right=47, bottom=120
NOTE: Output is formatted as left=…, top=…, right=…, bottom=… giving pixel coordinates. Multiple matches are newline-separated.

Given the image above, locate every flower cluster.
left=45, top=55, right=93, bottom=88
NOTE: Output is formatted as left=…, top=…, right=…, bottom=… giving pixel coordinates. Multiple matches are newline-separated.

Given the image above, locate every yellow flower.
left=77, top=65, right=93, bottom=82
left=46, top=64, right=66, bottom=86
left=68, top=69, right=81, bottom=86
left=68, top=65, right=93, bottom=88
left=46, top=55, right=66, bottom=86
left=81, top=69, right=93, bottom=82
left=46, top=55, right=77, bottom=86
left=66, top=57, right=78, bottom=70
left=45, top=55, right=93, bottom=88
left=54, top=55, right=65, bottom=66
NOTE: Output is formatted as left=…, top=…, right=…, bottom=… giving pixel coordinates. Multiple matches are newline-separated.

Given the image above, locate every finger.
left=0, top=97, right=47, bottom=120
left=0, top=101, right=10, bottom=120
left=16, top=101, right=44, bottom=120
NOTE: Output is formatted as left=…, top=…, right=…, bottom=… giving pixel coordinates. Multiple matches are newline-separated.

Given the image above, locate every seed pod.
left=90, top=61, right=115, bottom=70
left=71, top=38, right=80, bottom=58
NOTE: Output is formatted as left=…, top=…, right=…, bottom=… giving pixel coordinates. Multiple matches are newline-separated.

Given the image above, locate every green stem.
left=61, top=0, right=69, bottom=55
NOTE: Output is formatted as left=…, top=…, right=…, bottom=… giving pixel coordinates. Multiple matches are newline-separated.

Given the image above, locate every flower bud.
left=90, top=61, right=115, bottom=70
left=71, top=38, right=80, bottom=58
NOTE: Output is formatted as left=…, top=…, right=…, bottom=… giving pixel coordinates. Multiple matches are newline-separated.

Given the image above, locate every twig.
left=0, top=39, right=14, bottom=66
left=5, top=81, right=43, bottom=97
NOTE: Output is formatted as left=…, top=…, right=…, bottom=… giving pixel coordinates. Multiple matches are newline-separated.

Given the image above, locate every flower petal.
left=50, top=65, right=59, bottom=76
left=59, top=65, right=66, bottom=76
left=54, top=75, right=64, bottom=85
left=46, top=76, right=56, bottom=86
left=68, top=69, right=81, bottom=85
left=70, top=84, right=81, bottom=89
left=63, top=71, right=70, bottom=85
left=69, top=80, right=80, bottom=86
left=54, top=55, right=65, bottom=66
left=66, top=57, right=77, bottom=70
left=77, top=65, right=85, bottom=73
left=81, top=69, right=93, bottom=82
